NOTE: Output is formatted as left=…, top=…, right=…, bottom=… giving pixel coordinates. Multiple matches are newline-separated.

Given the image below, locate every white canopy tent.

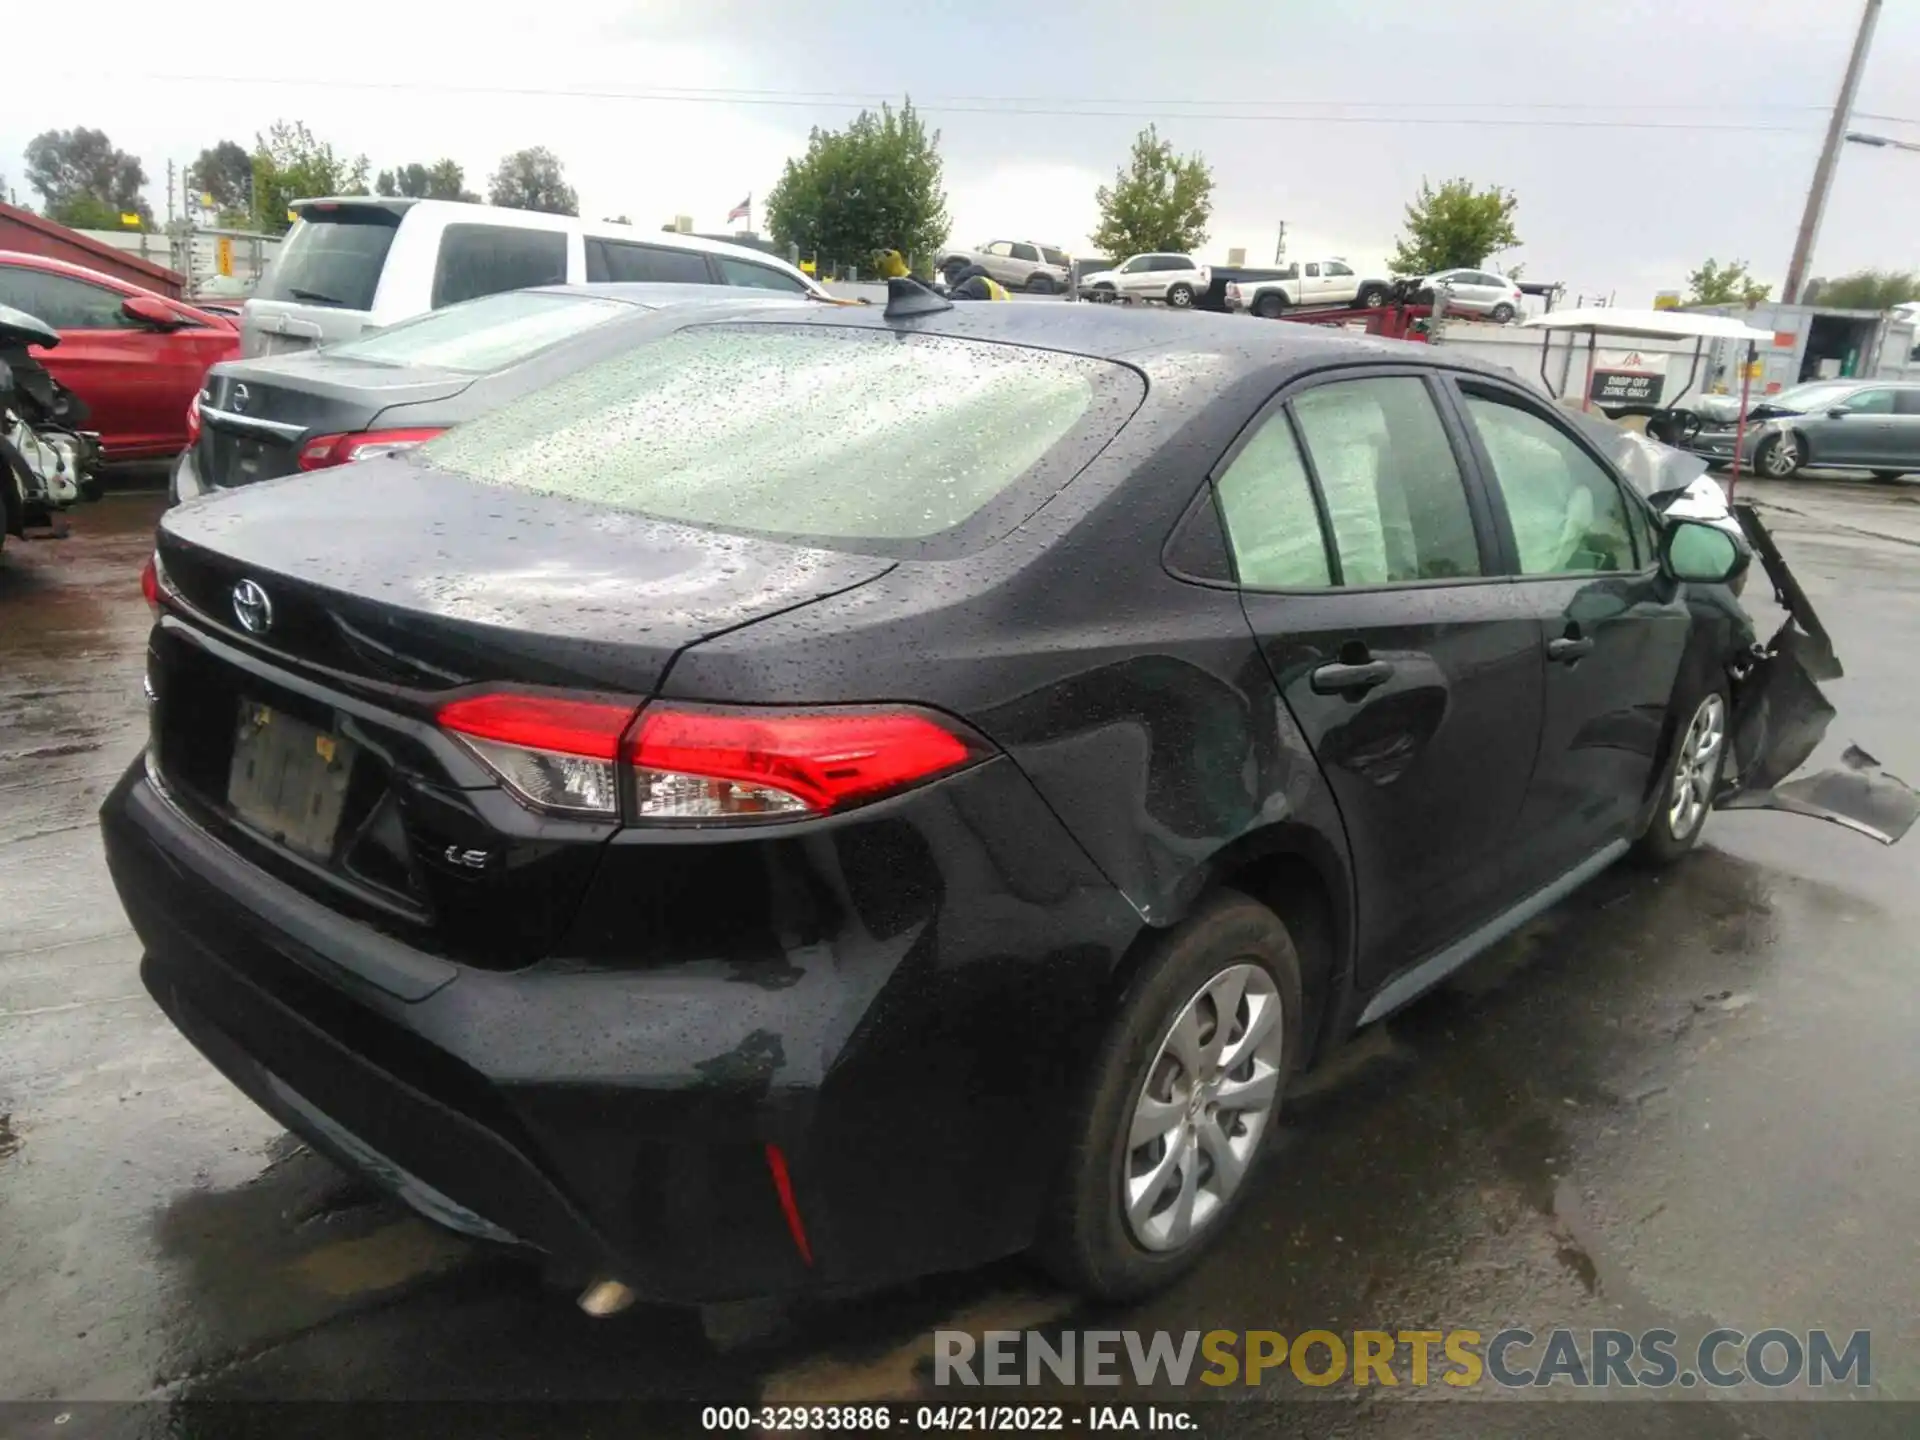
left=1521, top=308, right=1778, bottom=491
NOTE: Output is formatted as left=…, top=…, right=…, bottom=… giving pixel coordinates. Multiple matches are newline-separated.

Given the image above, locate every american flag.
left=727, top=195, right=751, bottom=224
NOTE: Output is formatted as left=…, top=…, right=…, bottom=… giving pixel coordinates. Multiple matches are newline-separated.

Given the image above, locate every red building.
left=0, top=202, right=185, bottom=299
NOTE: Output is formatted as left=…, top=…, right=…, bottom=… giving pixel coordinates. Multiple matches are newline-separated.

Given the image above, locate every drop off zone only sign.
left=1588, top=349, right=1669, bottom=406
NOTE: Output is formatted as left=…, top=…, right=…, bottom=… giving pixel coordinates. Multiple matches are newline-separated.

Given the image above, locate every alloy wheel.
left=1667, top=693, right=1726, bottom=840
left=1762, top=437, right=1800, bottom=477
left=1122, top=962, right=1284, bottom=1252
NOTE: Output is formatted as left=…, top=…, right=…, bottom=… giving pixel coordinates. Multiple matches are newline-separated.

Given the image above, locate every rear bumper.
left=103, top=752, right=1138, bottom=1303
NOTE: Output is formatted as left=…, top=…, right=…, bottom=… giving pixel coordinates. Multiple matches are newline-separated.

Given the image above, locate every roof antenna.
left=884, top=276, right=952, bottom=319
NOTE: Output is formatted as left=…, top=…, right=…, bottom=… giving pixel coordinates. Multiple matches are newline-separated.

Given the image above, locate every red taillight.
left=139, top=553, right=160, bottom=616
left=297, top=427, right=446, bottom=471
left=437, top=693, right=639, bottom=817
left=185, top=392, right=202, bottom=445
left=628, top=706, right=977, bottom=819
left=434, top=692, right=981, bottom=821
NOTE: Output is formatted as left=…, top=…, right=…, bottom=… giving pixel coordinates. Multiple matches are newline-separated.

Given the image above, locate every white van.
left=242, top=198, right=830, bottom=357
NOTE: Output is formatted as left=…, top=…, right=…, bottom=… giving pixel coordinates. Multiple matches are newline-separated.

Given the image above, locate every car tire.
left=1252, top=292, right=1288, bottom=319
left=1091, top=284, right=1116, bottom=303
left=1634, top=685, right=1730, bottom=866
left=1355, top=284, right=1389, bottom=309
left=1871, top=470, right=1905, bottom=483
left=1489, top=303, right=1516, bottom=324
left=1036, top=889, right=1302, bottom=1302
left=1026, top=273, right=1055, bottom=295
left=942, top=259, right=969, bottom=286
left=1753, top=433, right=1803, bottom=478
left=1166, top=282, right=1195, bottom=308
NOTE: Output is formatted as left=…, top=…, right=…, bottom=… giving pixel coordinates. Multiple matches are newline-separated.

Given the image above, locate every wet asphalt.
left=0, top=473, right=1915, bottom=1438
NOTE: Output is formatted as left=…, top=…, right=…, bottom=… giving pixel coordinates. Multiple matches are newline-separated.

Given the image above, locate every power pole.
left=1783, top=0, right=1881, bottom=305
left=166, top=160, right=176, bottom=224
left=1273, top=221, right=1287, bottom=265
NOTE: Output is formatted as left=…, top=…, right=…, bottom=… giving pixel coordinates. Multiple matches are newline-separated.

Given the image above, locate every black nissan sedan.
left=103, top=282, right=1907, bottom=1312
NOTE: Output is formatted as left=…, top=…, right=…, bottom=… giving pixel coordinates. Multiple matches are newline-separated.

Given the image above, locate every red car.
left=0, top=251, right=239, bottom=461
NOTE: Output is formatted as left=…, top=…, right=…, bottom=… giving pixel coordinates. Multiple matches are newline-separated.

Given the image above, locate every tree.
left=764, top=99, right=948, bottom=275
left=252, top=121, right=369, bottom=234
left=1686, top=258, right=1772, bottom=308
left=376, top=159, right=478, bottom=203
left=1801, top=269, right=1920, bottom=311
left=1387, top=178, right=1520, bottom=276
left=487, top=147, right=578, bottom=215
left=24, top=128, right=151, bottom=228
left=1089, top=126, right=1213, bottom=259
left=189, top=140, right=254, bottom=220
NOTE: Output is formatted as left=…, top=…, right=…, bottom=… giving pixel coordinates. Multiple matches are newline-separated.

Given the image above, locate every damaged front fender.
left=1714, top=503, right=1918, bottom=845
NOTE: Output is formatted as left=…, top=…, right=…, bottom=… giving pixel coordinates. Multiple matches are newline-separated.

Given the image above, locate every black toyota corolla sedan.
left=103, top=283, right=1908, bottom=1312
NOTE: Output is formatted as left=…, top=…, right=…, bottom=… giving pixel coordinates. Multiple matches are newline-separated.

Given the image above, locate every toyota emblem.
left=231, top=578, right=274, bottom=635
left=231, top=382, right=250, bottom=413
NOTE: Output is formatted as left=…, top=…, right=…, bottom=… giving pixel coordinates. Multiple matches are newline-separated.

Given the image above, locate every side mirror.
left=1663, top=519, right=1745, bottom=585
left=1827, top=407, right=1850, bottom=419
left=121, top=294, right=183, bottom=330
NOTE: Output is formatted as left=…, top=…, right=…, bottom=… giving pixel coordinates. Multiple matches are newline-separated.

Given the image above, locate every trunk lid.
left=157, top=460, right=894, bottom=693
left=148, top=464, right=895, bottom=974
left=196, top=355, right=473, bottom=492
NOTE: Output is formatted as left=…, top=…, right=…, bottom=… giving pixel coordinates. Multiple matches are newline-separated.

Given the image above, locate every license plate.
left=226, top=702, right=356, bottom=860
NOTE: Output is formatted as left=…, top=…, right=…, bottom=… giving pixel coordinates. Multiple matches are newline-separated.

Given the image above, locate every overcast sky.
left=12, top=0, right=1919, bottom=301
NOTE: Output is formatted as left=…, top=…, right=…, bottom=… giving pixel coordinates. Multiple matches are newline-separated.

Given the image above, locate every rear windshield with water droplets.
left=421, top=324, right=1142, bottom=556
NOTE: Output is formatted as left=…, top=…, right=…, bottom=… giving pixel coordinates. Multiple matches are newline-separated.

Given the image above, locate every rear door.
left=1219, top=369, right=1543, bottom=989
left=981, top=241, right=1017, bottom=287
left=244, top=203, right=404, bottom=356
left=1445, top=375, right=1688, bottom=892
left=1888, top=389, right=1920, bottom=471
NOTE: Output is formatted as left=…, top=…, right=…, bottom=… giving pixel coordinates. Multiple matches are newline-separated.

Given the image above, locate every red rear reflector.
left=628, top=706, right=977, bottom=818
left=298, top=427, right=446, bottom=471
left=764, top=1144, right=813, bottom=1267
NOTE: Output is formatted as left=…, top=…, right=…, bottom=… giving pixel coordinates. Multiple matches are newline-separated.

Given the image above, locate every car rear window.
left=256, top=209, right=401, bottom=310
left=423, top=325, right=1142, bottom=555
left=324, top=290, right=631, bottom=373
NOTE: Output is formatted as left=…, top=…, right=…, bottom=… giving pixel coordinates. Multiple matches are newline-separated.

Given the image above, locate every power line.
left=78, top=73, right=1826, bottom=132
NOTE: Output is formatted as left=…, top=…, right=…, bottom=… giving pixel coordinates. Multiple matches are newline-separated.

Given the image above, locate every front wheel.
left=1165, top=282, right=1195, bottom=308
left=1754, top=433, right=1803, bottom=478
left=1037, top=891, right=1300, bottom=1301
left=1635, top=688, right=1729, bottom=865
left=1090, top=284, right=1116, bottom=303
left=1354, top=284, right=1389, bottom=309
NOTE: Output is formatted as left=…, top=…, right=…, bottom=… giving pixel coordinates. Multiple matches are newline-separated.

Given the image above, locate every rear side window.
left=432, top=225, right=568, bottom=309
left=1010, top=243, right=1039, bottom=262
left=424, top=325, right=1139, bottom=554
left=325, top=290, right=630, bottom=373
left=256, top=211, right=400, bottom=310
left=1896, top=390, right=1920, bottom=416
left=1040, top=247, right=1069, bottom=267
left=1214, top=414, right=1332, bottom=589
left=586, top=240, right=713, bottom=285
left=715, top=256, right=808, bottom=293
left=1292, top=377, right=1482, bottom=584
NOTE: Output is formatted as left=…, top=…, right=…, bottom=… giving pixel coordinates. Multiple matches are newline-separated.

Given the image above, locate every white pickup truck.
left=1224, top=258, right=1392, bottom=318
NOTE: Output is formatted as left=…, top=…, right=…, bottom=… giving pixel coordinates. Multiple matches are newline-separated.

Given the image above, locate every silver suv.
left=936, top=240, right=1072, bottom=294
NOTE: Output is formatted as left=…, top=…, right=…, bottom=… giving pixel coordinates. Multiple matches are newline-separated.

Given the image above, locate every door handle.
left=1547, top=636, right=1595, bottom=663
left=1310, top=659, right=1394, bottom=695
